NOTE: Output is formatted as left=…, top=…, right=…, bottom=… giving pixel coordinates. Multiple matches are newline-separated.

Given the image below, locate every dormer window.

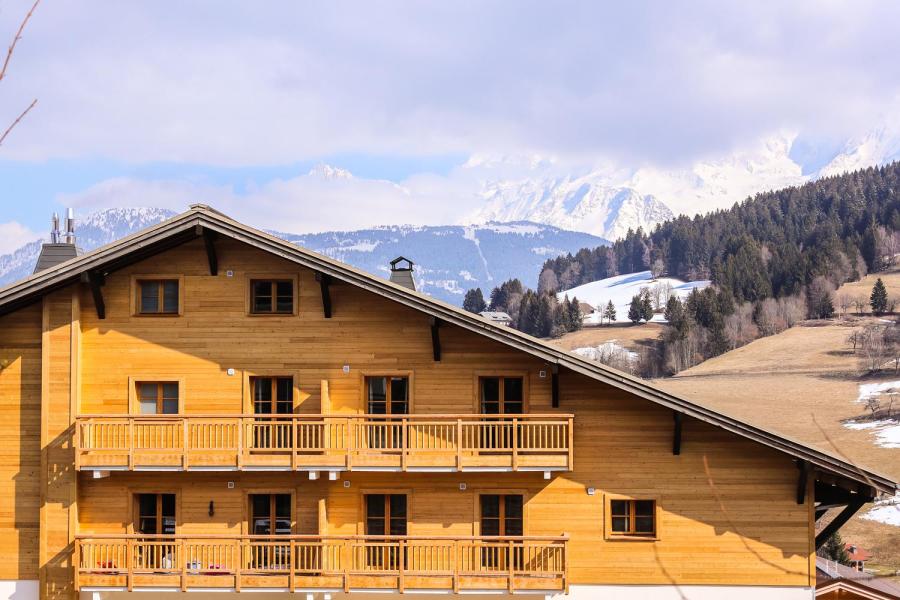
left=134, top=277, right=182, bottom=315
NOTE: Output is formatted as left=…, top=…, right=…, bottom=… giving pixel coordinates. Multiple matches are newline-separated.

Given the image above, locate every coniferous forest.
left=464, top=163, right=900, bottom=376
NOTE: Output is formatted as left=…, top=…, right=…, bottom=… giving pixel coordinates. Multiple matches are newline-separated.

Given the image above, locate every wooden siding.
left=0, top=303, right=41, bottom=580
left=0, top=235, right=816, bottom=595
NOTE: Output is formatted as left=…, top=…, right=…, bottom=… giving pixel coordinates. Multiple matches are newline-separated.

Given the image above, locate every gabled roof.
left=1, top=204, right=896, bottom=495
left=817, top=558, right=900, bottom=599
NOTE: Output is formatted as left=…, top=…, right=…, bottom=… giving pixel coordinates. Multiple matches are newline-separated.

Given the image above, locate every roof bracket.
left=672, top=412, right=683, bottom=455
left=202, top=228, right=218, bottom=276
left=551, top=364, right=560, bottom=408
left=82, top=271, right=106, bottom=319
left=815, top=495, right=868, bottom=549
left=796, top=461, right=810, bottom=505
left=430, top=317, right=442, bottom=361
left=315, top=272, right=332, bottom=318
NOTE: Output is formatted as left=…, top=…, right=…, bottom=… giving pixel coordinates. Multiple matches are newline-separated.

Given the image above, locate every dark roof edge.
left=1, top=206, right=896, bottom=495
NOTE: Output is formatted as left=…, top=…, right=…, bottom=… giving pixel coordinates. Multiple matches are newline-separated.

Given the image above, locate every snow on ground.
left=861, top=493, right=900, bottom=527
left=572, top=341, right=639, bottom=363
left=558, top=270, right=711, bottom=324
left=842, top=381, right=900, bottom=448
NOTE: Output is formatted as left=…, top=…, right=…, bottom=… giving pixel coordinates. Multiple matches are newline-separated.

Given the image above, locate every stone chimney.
left=389, top=256, right=416, bottom=291
left=33, top=208, right=81, bottom=273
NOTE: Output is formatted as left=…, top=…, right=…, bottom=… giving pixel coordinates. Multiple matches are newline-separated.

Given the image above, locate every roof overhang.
left=2, top=205, right=897, bottom=496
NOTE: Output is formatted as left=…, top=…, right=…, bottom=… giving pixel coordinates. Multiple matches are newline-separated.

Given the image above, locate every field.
left=551, top=321, right=664, bottom=355
left=653, top=270, right=900, bottom=574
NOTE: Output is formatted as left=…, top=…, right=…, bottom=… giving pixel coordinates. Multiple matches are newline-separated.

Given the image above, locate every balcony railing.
left=75, top=534, right=568, bottom=594
left=75, top=414, right=574, bottom=472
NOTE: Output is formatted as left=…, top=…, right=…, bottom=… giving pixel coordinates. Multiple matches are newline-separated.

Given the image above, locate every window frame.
left=126, top=487, right=180, bottom=535
left=473, top=489, right=529, bottom=537
left=474, top=372, right=529, bottom=415
left=242, top=489, right=296, bottom=536
left=128, top=377, right=185, bottom=415
left=130, top=275, right=185, bottom=317
left=250, top=375, right=295, bottom=415
left=242, top=371, right=300, bottom=414
left=603, top=494, right=661, bottom=541
left=245, top=274, right=298, bottom=316
left=359, top=371, right=414, bottom=414
left=357, top=488, right=411, bottom=536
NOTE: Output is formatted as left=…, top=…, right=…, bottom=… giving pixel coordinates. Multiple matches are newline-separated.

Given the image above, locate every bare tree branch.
left=0, top=0, right=41, bottom=83
left=0, top=97, right=35, bottom=146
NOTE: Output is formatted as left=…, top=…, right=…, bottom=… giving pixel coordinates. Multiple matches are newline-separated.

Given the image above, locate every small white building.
left=479, top=311, right=512, bottom=326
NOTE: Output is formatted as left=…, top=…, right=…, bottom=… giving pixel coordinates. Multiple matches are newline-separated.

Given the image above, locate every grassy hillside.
left=653, top=270, right=900, bottom=574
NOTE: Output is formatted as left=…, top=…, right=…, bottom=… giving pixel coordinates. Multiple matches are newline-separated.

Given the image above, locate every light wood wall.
left=1, top=236, right=815, bottom=594
left=0, top=303, right=42, bottom=580
left=73, top=238, right=813, bottom=587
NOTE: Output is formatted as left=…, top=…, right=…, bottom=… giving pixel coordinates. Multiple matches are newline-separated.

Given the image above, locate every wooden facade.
left=0, top=206, right=895, bottom=599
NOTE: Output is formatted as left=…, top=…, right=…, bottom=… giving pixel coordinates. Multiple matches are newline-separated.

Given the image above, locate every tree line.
left=541, top=162, right=900, bottom=303
left=462, top=280, right=584, bottom=338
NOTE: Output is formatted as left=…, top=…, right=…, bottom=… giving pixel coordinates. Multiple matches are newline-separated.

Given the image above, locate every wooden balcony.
left=75, top=414, right=574, bottom=473
left=75, top=534, right=568, bottom=594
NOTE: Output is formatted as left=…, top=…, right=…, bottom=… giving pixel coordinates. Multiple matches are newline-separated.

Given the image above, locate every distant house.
left=578, top=301, right=596, bottom=315
left=816, top=557, right=900, bottom=599
left=479, top=310, right=512, bottom=326
left=845, top=543, right=873, bottom=572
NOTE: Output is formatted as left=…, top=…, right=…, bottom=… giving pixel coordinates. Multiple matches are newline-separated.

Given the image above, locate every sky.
left=2, top=0, right=900, bottom=253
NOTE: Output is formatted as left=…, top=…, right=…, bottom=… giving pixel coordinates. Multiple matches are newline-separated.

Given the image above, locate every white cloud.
left=1, top=1, right=899, bottom=167
left=0, top=221, right=40, bottom=254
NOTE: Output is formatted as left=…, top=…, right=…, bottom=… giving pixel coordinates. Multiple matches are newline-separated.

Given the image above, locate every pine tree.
left=640, top=289, right=654, bottom=322
left=628, top=295, right=643, bottom=324
left=871, top=277, right=889, bottom=315
left=568, top=296, right=583, bottom=331
left=817, top=532, right=851, bottom=566
left=603, top=300, right=616, bottom=324
left=462, top=288, right=486, bottom=314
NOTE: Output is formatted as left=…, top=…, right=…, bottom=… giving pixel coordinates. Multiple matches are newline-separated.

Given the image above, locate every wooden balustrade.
left=75, top=414, right=574, bottom=472
left=75, top=534, right=568, bottom=593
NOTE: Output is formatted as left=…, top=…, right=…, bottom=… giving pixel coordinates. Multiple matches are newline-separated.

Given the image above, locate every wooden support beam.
left=430, top=317, right=442, bottom=361
left=551, top=365, right=560, bottom=408
left=81, top=271, right=106, bottom=319
left=815, top=496, right=868, bottom=549
left=316, top=272, right=332, bottom=318
left=672, top=412, right=683, bottom=455
left=202, top=229, right=218, bottom=276
left=796, top=461, right=810, bottom=505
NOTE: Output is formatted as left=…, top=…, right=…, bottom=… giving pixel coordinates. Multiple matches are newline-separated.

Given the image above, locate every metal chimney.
left=33, top=208, right=81, bottom=273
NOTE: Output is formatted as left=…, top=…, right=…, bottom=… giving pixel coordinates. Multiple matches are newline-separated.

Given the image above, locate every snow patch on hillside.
left=842, top=381, right=900, bottom=448
left=573, top=341, right=639, bottom=363
left=861, top=493, right=900, bottom=527
left=557, top=270, right=710, bottom=324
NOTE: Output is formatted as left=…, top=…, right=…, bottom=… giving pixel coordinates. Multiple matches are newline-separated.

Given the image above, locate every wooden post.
left=237, top=417, right=244, bottom=469
left=508, top=540, right=515, bottom=592
left=289, top=539, right=296, bottom=592
left=452, top=540, right=460, bottom=593
left=73, top=539, right=81, bottom=591
left=567, top=416, right=574, bottom=471
left=180, top=538, right=187, bottom=591
left=343, top=540, right=351, bottom=592
left=126, top=538, right=134, bottom=592
left=456, top=419, right=462, bottom=471
left=511, top=418, right=518, bottom=471
left=291, top=419, right=298, bottom=471
left=183, top=418, right=191, bottom=470
left=128, top=418, right=134, bottom=470
left=234, top=539, right=242, bottom=592
left=398, top=539, right=405, bottom=593
left=401, top=417, right=408, bottom=471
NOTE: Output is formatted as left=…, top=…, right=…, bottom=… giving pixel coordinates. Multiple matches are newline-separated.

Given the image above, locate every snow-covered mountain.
left=0, top=208, right=607, bottom=304
left=468, top=126, right=900, bottom=236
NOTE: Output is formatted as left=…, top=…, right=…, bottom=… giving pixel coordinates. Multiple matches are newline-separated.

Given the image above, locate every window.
left=609, top=499, right=656, bottom=537
left=250, top=279, right=294, bottom=314
left=366, top=376, right=409, bottom=415
left=480, top=377, right=524, bottom=414
left=480, top=494, right=524, bottom=570
left=249, top=493, right=292, bottom=536
left=251, top=377, right=294, bottom=415
left=365, top=494, right=408, bottom=569
left=137, top=279, right=180, bottom=315
left=138, top=382, right=179, bottom=415
left=135, top=493, right=176, bottom=535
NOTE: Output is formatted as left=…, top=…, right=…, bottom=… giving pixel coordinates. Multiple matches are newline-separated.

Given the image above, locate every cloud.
left=0, top=221, right=40, bottom=254
left=2, top=1, right=899, bottom=167
left=59, top=165, right=490, bottom=233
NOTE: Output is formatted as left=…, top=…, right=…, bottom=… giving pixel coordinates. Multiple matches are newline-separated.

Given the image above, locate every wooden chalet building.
left=0, top=205, right=896, bottom=600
